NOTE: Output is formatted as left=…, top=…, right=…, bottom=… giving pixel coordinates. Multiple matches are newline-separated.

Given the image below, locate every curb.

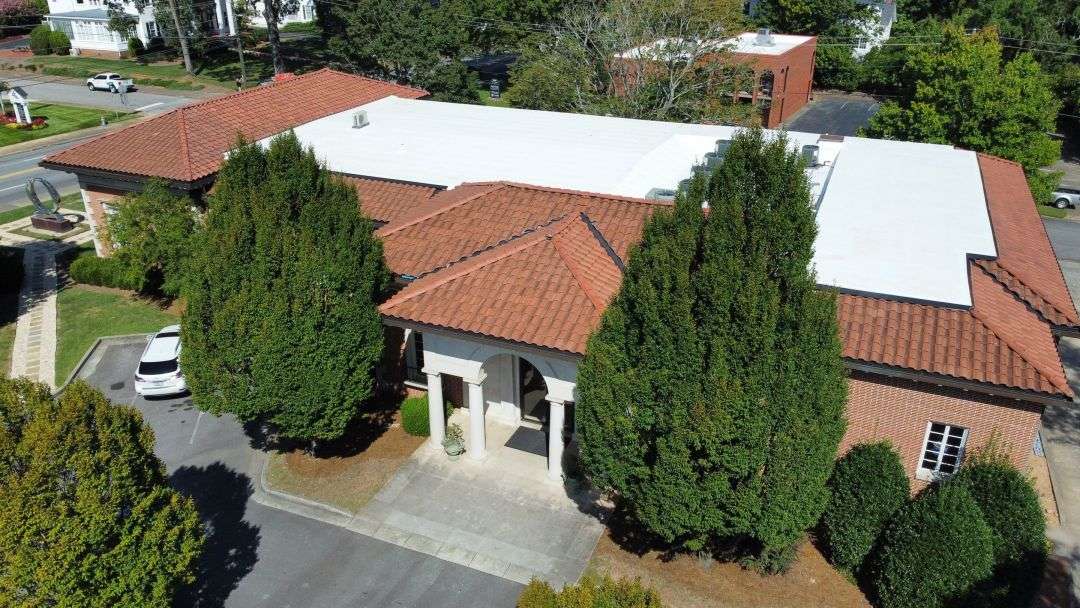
left=252, top=448, right=355, bottom=520
left=1, top=120, right=134, bottom=156
left=58, top=333, right=150, bottom=394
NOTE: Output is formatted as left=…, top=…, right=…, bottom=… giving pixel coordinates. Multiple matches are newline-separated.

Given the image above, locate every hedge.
left=872, top=484, right=994, bottom=608
left=949, top=451, right=1047, bottom=607
left=820, top=442, right=909, bottom=572
left=47, top=30, right=70, bottom=55
left=29, top=24, right=51, bottom=56
left=0, top=247, right=24, bottom=295
left=517, top=575, right=663, bottom=608
left=400, top=394, right=452, bottom=437
left=69, top=255, right=140, bottom=290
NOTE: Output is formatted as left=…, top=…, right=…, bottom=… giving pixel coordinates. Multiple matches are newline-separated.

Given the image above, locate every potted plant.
left=443, top=423, right=464, bottom=460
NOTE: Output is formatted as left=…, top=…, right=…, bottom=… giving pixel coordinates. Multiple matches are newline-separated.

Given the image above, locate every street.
left=74, top=338, right=523, bottom=608
left=0, top=78, right=195, bottom=212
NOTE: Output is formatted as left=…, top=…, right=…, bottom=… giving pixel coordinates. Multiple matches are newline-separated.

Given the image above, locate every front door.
left=518, top=357, right=549, bottom=425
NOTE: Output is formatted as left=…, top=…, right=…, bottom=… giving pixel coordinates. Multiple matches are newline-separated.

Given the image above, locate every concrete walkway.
left=2, top=211, right=94, bottom=386
left=345, top=413, right=608, bottom=588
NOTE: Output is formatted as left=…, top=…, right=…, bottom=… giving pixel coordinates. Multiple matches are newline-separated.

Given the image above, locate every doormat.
left=505, top=426, right=547, bottom=456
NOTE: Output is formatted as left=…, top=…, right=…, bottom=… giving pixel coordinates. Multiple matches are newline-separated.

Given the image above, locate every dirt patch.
left=266, top=409, right=425, bottom=514
left=587, top=514, right=871, bottom=608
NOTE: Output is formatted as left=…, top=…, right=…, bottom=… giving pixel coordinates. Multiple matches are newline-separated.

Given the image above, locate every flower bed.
left=1, top=112, right=46, bottom=130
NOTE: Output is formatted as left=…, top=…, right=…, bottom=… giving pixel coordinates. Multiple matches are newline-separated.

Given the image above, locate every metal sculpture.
left=25, top=177, right=73, bottom=233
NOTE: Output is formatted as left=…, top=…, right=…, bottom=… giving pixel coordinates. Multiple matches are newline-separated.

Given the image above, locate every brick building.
left=41, top=72, right=1075, bottom=488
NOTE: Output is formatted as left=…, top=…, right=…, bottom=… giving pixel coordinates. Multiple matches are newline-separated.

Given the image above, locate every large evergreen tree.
left=181, top=132, right=389, bottom=441
left=577, top=128, right=848, bottom=571
left=0, top=379, right=203, bottom=607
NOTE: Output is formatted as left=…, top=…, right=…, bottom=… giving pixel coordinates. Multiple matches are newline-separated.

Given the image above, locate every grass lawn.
left=1038, top=204, right=1069, bottom=219
left=0, top=103, right=134, bottom=147
left=0, top=194, right=88, bottom=226
left=55, top=284, right=179, bottom=386
left=479, top=90, right=510, bottom=107
left=266, top=405, right=425, bottom=514
left=586, top=511, right=871, bottom=608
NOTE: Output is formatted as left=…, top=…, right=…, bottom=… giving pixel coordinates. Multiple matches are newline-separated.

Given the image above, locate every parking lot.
left=73, top=336, right=522, bottom=608
left=785, top=95, right=881, bottom=136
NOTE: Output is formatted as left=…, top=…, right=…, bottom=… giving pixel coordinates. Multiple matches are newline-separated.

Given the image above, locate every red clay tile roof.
left=838, top=262, right=1071, bottom=398
left=977, top=154, right=1079, bottom=328
left=380, top=214, right=624, bottom=354
left=335, top=174, right=440, bottom=224
left=377, top=182, right=665, bottom=278
left=381, top=166, right=1073, bottom=399
left=43, top=69, right=427, bottom=183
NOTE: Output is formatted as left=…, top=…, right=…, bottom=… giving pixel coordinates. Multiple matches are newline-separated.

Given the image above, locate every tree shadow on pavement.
left=171, top=462, right=261, bottom=608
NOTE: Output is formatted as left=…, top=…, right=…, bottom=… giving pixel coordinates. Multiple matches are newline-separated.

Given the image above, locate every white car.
left=135, top=325, right=187, bottom=397
left=86, top=72, right=134, bottom=93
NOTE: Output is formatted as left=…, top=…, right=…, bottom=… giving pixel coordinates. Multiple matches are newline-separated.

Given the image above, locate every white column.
left=214, top=0, right=226, bottom=34
left=425, top=371, right=445, bottom=449
left=548, top=400, right=566, bottom=480
left=467, top=379, right=485, bottom=460
left=225, top=0, right=237, bottom=36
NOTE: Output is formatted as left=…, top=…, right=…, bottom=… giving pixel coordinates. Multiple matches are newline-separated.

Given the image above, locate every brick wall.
left=841, top=371, right=1043, bottom=490
left=81, top=185, right=128, bottom=256
left=733, top=37, right=817, bottom=128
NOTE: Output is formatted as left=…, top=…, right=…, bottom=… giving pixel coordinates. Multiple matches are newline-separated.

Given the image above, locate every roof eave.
left=846, top=359, right=1074, bottom=406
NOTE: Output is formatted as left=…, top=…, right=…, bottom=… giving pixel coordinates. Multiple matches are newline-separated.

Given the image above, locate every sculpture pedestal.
left=30, top=215, right=74, bottom=233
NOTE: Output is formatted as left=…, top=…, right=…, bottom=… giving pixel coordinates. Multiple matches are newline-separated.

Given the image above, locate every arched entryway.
left=518, top=357, right=549, bottom=427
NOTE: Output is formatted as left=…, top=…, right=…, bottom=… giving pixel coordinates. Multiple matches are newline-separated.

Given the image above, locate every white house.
left=852, top=0, right=897, bottom=57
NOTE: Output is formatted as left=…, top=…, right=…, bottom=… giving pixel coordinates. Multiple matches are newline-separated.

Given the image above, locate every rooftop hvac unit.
left=755, top=28, right=774, bottom=46
left=352, top=110, right=369, bottom=129
left=677, top=178, right=693, bottom=191
left=646, top=187, right=677, bottom=201
left=801, top=144, right=820, bottom=167
left=714, top=139, right=732, bottom=156
left=704, top=151, right=723, bottom=170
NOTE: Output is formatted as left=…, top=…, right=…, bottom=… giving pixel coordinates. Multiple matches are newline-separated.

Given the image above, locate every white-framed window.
left=145, top=21, right=159, bottom=39
left=404, top=330, right=426, bottom=386
left=917, top=422, right=968, bottom=480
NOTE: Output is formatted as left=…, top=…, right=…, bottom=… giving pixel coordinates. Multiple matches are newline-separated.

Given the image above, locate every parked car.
left=1051, top=187, right=1080, bottom=209
left=134, top=325, right=187, bottom=397
left=86, top=73, right=134, bottom=93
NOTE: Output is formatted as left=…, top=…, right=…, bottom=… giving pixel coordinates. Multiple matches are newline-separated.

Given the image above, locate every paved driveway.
left=785, top=95, right=880, bottom=136
left=74, top=337, right=522, bottom=608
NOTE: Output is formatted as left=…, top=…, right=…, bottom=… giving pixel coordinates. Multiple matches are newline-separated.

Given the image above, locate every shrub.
left=872, top=484, right=994, bottom=608
left=0, top=246, right=23, bottom=295
left=400, top=394, right=453, bottom=437
left=28, top=24, right=50, bottom=55
left=820, top=442, right=909, bottom=572
left=69, top=255, right=140, bottom=290
left=127, top=36, right=145, bottom=57
left=47, top=30, right=70, bottom=55
left=948, top=447, right=1047, bottom=607
left=517, top=575, right=663, bottom=608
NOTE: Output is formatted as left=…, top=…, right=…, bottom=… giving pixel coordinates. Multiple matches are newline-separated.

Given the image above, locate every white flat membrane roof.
left=272, top=96, right=997, bottom=307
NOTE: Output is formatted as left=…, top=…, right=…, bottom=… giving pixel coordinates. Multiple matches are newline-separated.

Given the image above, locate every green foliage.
left=577, top=128, right=847, bottom=570
left=871, top=484, right=994, bottom=608
left=948, top=446, right=1047, bottom=608
left=820, top=442, right=909, bottom=572
left=517, top=575, right=664, bottom=608
left=0, top=246, right=23, bottom=295
left=813, top=43, right=864, bottom=90
left=182, top=132, right=390, bottom=441
left=863, top=25, right=1061, bottom=202
left=69, top=255, right=142, bottom=290
left=105, top=178, right=197, bottom=297
left=399, top=394, right=453, bottom=436
left=48, top=30, right=71, bottom=55
left=0, top=378, right=203, bottom=607
left=128, top=36, right=145, bottom=57
left=505, top=0, right=755, bottom=124
left=29, top=24, right=51, bottom=56
left=419, top=60, right=480, bottom=104
left=753, top=0, right=872, bottom=34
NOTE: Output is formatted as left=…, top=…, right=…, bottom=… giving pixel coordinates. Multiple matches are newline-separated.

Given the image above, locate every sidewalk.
left=2, top=211, right=94, bottom=386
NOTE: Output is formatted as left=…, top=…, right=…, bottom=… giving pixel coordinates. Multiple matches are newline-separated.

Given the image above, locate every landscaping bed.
left=265, top=405, right=426, bottom=514
left=586, top=511, right=871, bottom=608
left=55, top=283, right=179, bottom=385
left=0, top=103, right=134, bottom=147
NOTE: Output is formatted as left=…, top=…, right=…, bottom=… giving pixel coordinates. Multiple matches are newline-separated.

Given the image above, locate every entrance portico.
left=413, top=328, right=578, bottom=481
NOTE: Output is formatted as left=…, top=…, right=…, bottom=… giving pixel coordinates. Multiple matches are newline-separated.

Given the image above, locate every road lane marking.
left=0, top=166, right=42, bottom=182
left=134, top=102, right=164, bottom=112
left=190, top=410, right=204, bottom=444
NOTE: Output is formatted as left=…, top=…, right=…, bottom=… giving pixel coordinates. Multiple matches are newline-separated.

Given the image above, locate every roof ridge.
left=977, top=259, right=1078, bottom=326
left=969, top=264, right=1072, bottom=395
left=377, top=183, right=505, bottom=236
left=175, top=110, right=195, bottom=182
left=579, top=211, right=626, bottom=272
left=455, top=181, right=675, bottom=207
left=380, top=217, right=574, bottom=310
left=550, top=217, right=611, bottom=311
left=976, top=151, right=1022, bottom=169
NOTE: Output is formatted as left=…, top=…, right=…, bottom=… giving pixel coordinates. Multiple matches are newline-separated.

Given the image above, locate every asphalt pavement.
left=785, top=95, right=881, bottom=137
left=0, top=136, right=90, bottom=211
left=8, top=77, right=191, bottom=115
left=75, top=337, right=523, bottom=608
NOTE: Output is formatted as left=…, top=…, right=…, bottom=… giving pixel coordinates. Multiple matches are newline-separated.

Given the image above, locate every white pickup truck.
left=86, top=73, right=134, bottom=93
